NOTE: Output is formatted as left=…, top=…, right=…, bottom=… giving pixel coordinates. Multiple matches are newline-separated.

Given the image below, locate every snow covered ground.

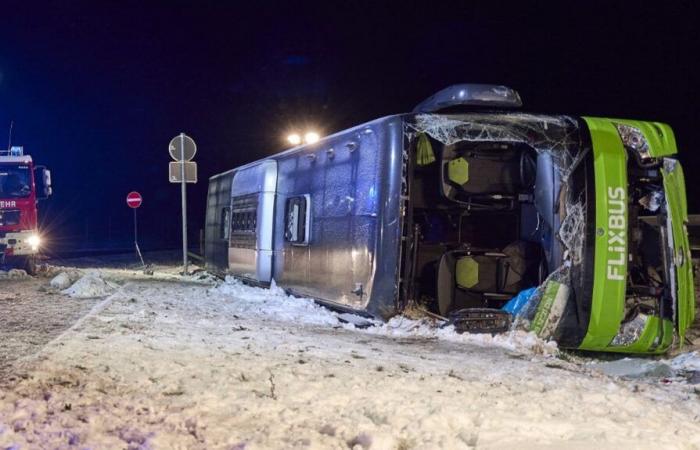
left=1, top=267, right=700, bottom=449
left=0, top=275, right=101, bottom=379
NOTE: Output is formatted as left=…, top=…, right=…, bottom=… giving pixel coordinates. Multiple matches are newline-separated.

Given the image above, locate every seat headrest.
left=447, top=157, right=470, bottom=185
left=455, top=256, right=479, bottom=288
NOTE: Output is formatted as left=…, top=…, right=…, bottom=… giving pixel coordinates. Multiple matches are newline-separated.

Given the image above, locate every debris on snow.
left=337, top=313, right=377, bottom=328
left=181, top=269, right=220, bottom=284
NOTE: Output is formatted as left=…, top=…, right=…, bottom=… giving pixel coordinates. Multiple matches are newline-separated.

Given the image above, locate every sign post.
left=126, top=191, right=145, bottom=269
left=168, top=133, right=197, bottom=275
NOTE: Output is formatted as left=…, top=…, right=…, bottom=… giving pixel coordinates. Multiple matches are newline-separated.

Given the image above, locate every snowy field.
left=1, top=260, right=700, bottom=449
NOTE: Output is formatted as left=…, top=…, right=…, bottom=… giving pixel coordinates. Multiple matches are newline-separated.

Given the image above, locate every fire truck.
left=0, top=146, right=52, bottom=274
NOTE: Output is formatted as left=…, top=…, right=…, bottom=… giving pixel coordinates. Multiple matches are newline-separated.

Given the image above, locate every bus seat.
left=446, top=148, right=521, bottom=195
left=441, top=146, right=537, bottom=205
left=436, top=241, right=541, bottom=315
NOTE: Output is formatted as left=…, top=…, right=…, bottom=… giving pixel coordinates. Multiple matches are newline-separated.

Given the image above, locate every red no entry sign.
left=126, top=191, right=143, bottom=209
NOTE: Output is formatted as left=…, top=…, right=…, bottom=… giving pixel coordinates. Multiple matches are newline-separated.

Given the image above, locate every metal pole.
left=134, top=208, right=145, bottom=268
left=180, top=133, right=188, bottom=274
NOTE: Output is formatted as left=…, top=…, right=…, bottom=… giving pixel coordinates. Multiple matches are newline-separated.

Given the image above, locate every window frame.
left=285, top=194, right=311, bottom=246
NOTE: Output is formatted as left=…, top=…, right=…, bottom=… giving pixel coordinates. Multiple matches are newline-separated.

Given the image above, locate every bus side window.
left=285, top=195, right=310, bottom=245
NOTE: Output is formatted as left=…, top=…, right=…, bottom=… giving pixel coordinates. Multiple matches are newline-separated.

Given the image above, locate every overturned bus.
left=205, top=84, right=694, bottom=354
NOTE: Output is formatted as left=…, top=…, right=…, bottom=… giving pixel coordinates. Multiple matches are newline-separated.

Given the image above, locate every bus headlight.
left=27, top=234, right=41, bottom=250
left=615, top=123, right=651, bottom=161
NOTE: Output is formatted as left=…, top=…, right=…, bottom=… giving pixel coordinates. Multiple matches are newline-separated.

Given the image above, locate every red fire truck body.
left=0, top=147, right=51, bottom=273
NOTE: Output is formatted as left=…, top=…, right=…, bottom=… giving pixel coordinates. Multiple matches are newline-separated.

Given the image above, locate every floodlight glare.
left=304, top=132, right=320, bottom=144
left=27, top=234, right=41, bottom=250
left=287, top=134, right=302, bottom=146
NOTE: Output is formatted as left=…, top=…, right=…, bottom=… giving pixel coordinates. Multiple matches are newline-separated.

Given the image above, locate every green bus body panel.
left=662, top=163, right=694, bottom=340
left=577, top=117, right=692, bottom=353
left=579, top=117, right=628, bottom=350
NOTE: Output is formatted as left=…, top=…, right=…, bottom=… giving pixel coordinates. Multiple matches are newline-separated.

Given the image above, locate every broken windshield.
left=0, top=165, right=32, bottom=198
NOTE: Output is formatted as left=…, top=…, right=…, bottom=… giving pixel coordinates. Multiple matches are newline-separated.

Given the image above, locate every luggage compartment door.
left=228, top=160, right=278, bottom=283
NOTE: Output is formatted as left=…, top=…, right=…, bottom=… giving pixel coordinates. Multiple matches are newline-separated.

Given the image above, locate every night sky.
left=1, top=1, right=698, bottom=254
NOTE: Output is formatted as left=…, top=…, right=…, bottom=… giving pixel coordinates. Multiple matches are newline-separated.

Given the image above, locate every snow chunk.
left=0, top=268, right=28, bottom=279
left=212, top=277, right=557, bottom=356
left=588, top=352, right=700, bottom=381
left=9, top=269, right=28, bottom=278
left=50, top=272, right=72, bottom=289
left=588, top=358, right=674, bottom=379
left=669, top=352, right=700, bottom=372
left=62, top=273, right=118, bottom=298
left=361, top=316, right=558, bottom=356
left=211, top=277, right=340, bottom=327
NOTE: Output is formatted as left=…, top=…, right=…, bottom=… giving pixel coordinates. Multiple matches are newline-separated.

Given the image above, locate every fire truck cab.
left=0, top=146, right=52, bottom=274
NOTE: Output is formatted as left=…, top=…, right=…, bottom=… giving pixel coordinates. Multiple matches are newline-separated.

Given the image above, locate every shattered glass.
left=615, top=123, right=651, bottom=160
left=558, top=200, right=586, bottom=265
left=610, top=314, right=649, bottom=347
left=407, top=113, right=583, bottom=179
